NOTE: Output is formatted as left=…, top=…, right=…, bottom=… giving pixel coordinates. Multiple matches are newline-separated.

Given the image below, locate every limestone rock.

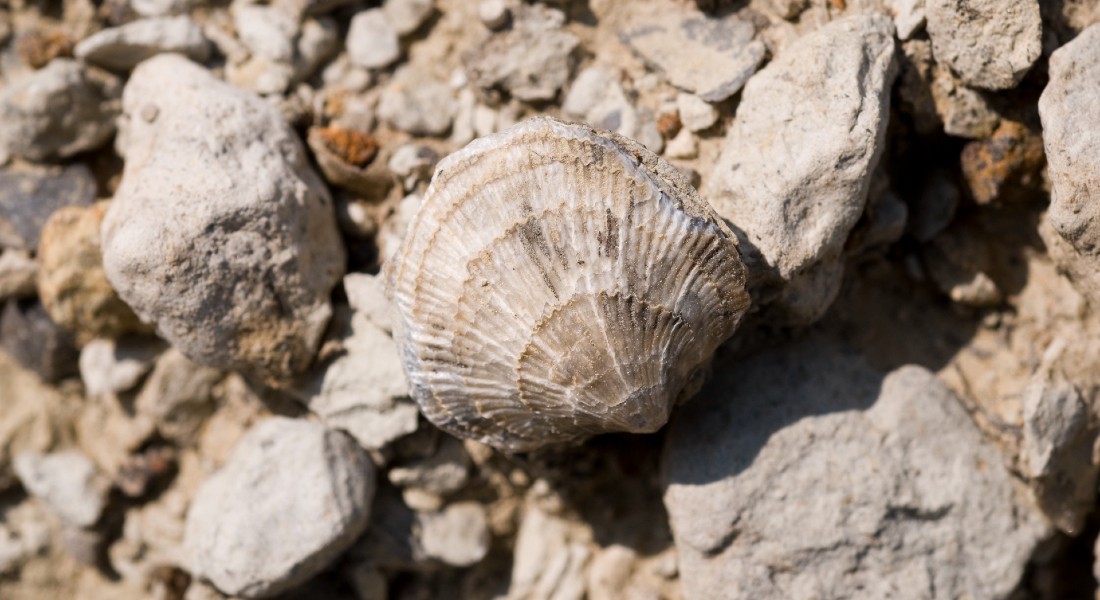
left=135, top=348, right=222, bottom=446
left=413, top=502, right=489, bottom=567
left=676, top=93, right=718, bottom=132
left=346, top=8, right=400, bottom=70
left=184, top=417, right=375, bottom=598
left=383, top=0, right=434, bottom=35
left=74, top=16, right=211, bottom=71
left=37, top=202, right=147, bottom=342
left=1040, top=24, right=1100, bottom=306
left=926, top=0, right=1041, bottom=90
left=0, top=250, right=38, bottom=301
left=100, top=54, right=345, bottom=383
left=78, top=336, right=164, bottom=396
left=378, top=65, right=456, bottom=136
left=705, top=15, right=896, bottom=324
left=13, top=450, right=109, bottom=528
left=0, top=60, right=120, bottom=162
left=621, top=10, right=765, bottom=102
left=663, top=336, right=1051, bottom=600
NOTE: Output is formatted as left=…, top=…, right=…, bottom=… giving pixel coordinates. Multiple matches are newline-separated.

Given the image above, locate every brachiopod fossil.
left=387, top=117, right=750, bottom=452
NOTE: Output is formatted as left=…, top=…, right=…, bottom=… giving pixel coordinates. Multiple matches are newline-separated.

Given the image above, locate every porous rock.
left=925, top=0, right=1041, bottom=90
left=663, top=336, right=1051, bottom=600
left=74, top=16, right=211, bottom=71
left=13, top=450, right=109, bottom=529
left=705, top=15, right=896, bottom=324
left=464, top=4, right=579, bottom=102
left=1039, top=24, right=1100, bottom=306
left=100, top=54, right=345, bottom=383
left=621, top=10, right=765, bottom=102
left=37, top=202, right=147, bottom=342
left=0, top=59, right=120, bottom=162
left=184, top=417, right=375, bottom=598
left=0, top=162, right=96, bottom=252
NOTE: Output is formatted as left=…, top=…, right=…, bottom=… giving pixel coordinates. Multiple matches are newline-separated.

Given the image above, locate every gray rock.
left=705, top=15, right=896, bottom=324
left=0, top=162, right=96, bottom=252
left=1040, top=24, right=1100, bottom=305
left=907, top=169, right=958, bottom=242
left=509, top=499, right=591, bottom=600
left=388, top=144, right=439, bottom=192
left=74, top=16, right=211, bottom=71
left=663, top=337, right=1051, bottom=600
left=621, top=10, right=765, bottom=102
left=414, top=502, right=490, bottom=567
left=676, top=93, right=718, bottom=132
left=931, top=64, right=1001, bottom=139
left=291, top=303, right=418, bottom=451
left=347, top=9, right=400, bottom=70
left=378, top=66, right=456, bottom=136
left=135, top=348, right=222, bottom=445
left=561, top=67, right=613, bottom=119
left=1021, top=372, right=1097, bottom=535
left=560, top=67, right=664, bottom=153
left=100, top=54, right=345, bottom=384
left=343, top=272, right=393, bottom=332
left=464, top=4, right=579, bottom=102
left=1, top=299, right=80, bottom=382
left=0, top=250, right=37, bottom=301
left=925, top=0, right=1041, bottom=90
left=184, top=417, right=375, bottom=598
left=388, top=436, right=469, bottom=496
left=79, top=336, right=164, bottom=396
left=13, top=451, right=109, bottom=528
left=383, top=0, right=434, bottom=35
left=0, top=60, right=120, bottom=162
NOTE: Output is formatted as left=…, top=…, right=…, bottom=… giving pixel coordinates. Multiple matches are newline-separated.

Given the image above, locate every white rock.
left=101, top=55, right=345, bottom=383
left=343, top=272, right=393, bottom=332
left=383, top=0, right=433, bottom=35
left=414, top=502, right=489, bottom=567
left=79, top=336, right=164, bottom=396
left=378, top=66, right=456, bottom=135
left=387, top=144, right=438, bottom=191
left=135, top=348, right=222, bottom=445
left=0, top=60, right=120, bottom=162
left=130, top=0, right=197, bottom=17
left=663, top=128, right=697, bottom=159
left=926, top=0, right=1041, bottom=90
left=663, top=336, right=1052, bottom=600
left=388, top=436, right=469, bottom=495
left=509, top=500, right=591, bottom=600
left=705, top=15, right=897, bottom=324
left=886, top=0, right=926, bottom=39
left=1039, top=24, right=1100, bottom=306
left=347, top=9, right=400, bottom=69
left=477, top=0, right=510, bottom=30
left=13, top=451, right=109, bottom=529
left=233, top=4, right=297, bottom=63
left=675, top=93, right=718, bottom=132
left=74, top=16, right=211, bottom=71
left=562, top=67, right=613, bottom=118
left=184, top=418, right=375, bottom=598
left=621, top=10, right=765, bottom=102
left=0, top=500, right=51, bottom=575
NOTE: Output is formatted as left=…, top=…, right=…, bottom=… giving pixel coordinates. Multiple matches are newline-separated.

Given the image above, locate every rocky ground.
left=1, top=0, right=1100, bottom=598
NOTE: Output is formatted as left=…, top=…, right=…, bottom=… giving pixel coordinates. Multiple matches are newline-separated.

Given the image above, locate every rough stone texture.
left=387, top=436, right=469, bottom=496
left=226, top=6, right=339, bottom=95
left=663, top=336, right=1051, bottom=600
left=1, top=300, right=80, bottom=383
left=0, top=250, right=38, bottom=301
left=73, top=16, right=211, bottom=71
left=378, top=65, right=456, bottom=136
left=13, top=451, right=109, bottom=529
left=37, top=202, right=147, bottom=342
left=346, top=8, right=400, bottom=70
left=0, top=162, right=96, bottom=252
left=464, top=4, right=579, bottom=102
left=184, top=417, right=375, bottom=598
left=621, top=10, right=765, bottom=102
left=560, top=67, right=665, bottom=154
left=926, top=0, right=1041, bottom=90
left=1040, top=24, right=1100, bottom=306
left=931, top=64, right=1002, bottom=139
left=78, top=336, right=164, bottom=396
left=1021, top=371, right=1097, bottom=535
left=0, top=60, right=120, bottom=162
left=705, top=15, right=896, bottom=324
left=135, top=348, right=222, bottom=446
left=100, top=54, right=345, bottom=383
left=887, top=0, right=925, bottom=39
left=676, top=93, right=718, bottom=132
left=508, top=498, right=592, bottom=600
left=960, top=120, right=1044, bottom=205
left=414, top=502, right=490, bottom=567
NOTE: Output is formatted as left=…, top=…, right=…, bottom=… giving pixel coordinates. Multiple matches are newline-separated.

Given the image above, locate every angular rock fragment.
left=960, top=120, right=1044, bottom=205
left=0, top=250, right=38, bottom=301
left=931, top=65, right=1001, bottom=139
left=383, top=0, right=434, bottom=35
left=101, top=54, right=345, bottom=383
left=705, top=15, right=896, bottom=324
left=0, top=162, right=96, bottom=251
left=135, top=348, right=222, bottom=445
left=1039, top=25, right=1100, bottom=306
left=561, top=67, right=665, bottom=153
left=1, top=299, right=80, bottom=382
left=346, top=8, right=400, bottom=70
left=621, top=10, right=765, bottom=102
left=74, top=16, right=211, bottom=71
left=413, top=502, right=489, bottom=567
left=37, top=202, right=147, bottom=342
left=925, top=0, right=1041, bottom=90
left=663, top=336, right=1051, bottom=600
left=13, top=451, right=109, bottom=529
left=464, top=4, right=579, bottom=102
left=184, top=417, right=375, bottom=598
left=377, top=65, right=456, bottom=136
left=0, top=60, right=120, bottom=162
left=78, top=336, right=164, bottom=396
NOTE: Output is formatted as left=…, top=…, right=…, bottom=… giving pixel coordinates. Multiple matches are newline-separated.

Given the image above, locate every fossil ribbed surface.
left=388, top=117, right=750, bottom=452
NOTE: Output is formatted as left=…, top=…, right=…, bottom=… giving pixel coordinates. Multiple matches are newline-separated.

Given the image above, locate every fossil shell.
left=387, top=117, right=750, bottom=452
